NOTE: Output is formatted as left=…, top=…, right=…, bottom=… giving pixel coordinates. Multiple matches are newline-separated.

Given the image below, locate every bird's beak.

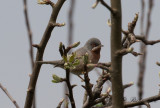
left=92, top=45, right=103, bottom=52
left=100, top=45, right=104, bottom=47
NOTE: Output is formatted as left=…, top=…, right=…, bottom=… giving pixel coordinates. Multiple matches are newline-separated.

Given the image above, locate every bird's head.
left=84, top=38, right=103, bottom=54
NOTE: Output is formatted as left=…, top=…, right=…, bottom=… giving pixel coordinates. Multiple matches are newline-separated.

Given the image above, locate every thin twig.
left=56, top=98, right=65, bottom=108
left=83, top=65, right=93, bottom=100
left=93, top=0, right=115, bottom=15
left=0, top=83, right=20, bottom=108
left=23, top=0, right=34, bottom=68
left=123, top=82, right=134, bottom=89
left=83, top=73, right=111, bottom=108
left=99, top=0, right=115, bottom=15
left=64, top=0, right=75, bottom=106
left=23, top=0, right=36, bottom=108
left=67, top=0, right=75, bottom=46
left=136, top=35, right=160, bottom=45
left=144, top=102, right=150, bottom=108
left=65, top=69, right=76, bottom=108
left=137, top=0, right=153, bottom=103
left=59, top=43, right=76, bottom=108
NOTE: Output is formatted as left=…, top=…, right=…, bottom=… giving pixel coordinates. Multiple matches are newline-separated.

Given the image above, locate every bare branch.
left=131, top=51, right=143, bottom=57
left=65, top=69, right=76, bottom=108
left=124, top=94, right=160, bottom=107
left=56, top=98, right=65, bottom=108
left=123, top=82, right=134, bottom=89
left=144, top=102, right=150, bottom=108
left=83, top=72, right=111, bottom=108
left=138, top=0, right=154, bottom=103
left=92, top=0, right=116, bottom=15
left=82, top=53, right=94, bottom=102
left=128, top=13, right=139, bottom=33
left=92, top=0, right=99, bottom=9
left=32, top=44, right=40, bottom=49
left=23, top=0, right=36, bottom=107
left=87, top=63, right=109, bottom=71
left=23, top=0, right=34, bottom=68
left=0, top=83, right=20, bottom=108
left=156, top=62, right=160, bottom=66
left=38, top=0, right=55, bottom=8
left=59, top=43, right=76, bottom=108
left=24, top=0, right=66, bottom=108
left=136, top=35, right=160, bottom=45
left=116, top=47, right=134, bottom=56
left=50, top=22, right=65, bottom=27
left=100, top=0, right=116, bottom=15
left=98, top=62, right=111, bottom=67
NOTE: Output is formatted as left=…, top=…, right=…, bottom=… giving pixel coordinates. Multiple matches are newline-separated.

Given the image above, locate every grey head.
left=84, top=38, right=102, bottom=51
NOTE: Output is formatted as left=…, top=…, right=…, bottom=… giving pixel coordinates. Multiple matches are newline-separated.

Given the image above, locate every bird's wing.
left=74, top=47, right=88, bottom=57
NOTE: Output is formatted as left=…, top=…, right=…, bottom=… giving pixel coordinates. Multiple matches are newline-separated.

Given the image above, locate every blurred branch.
left=0, top=83, right=20, bottom=108
left=23, top=0, right=36, bottom=108
left=67, top=0, right=75, bottom=46
left=57, top=98, right=65, bottom=108
left=23, top=0, right=34, bottom=68
left=137, top=0, right=154, bottom=103
left=157, top=62, right=160, bottom=66
left=24, top=0, right=66, bottom=108
left=64, top=0, right=76, bottom=105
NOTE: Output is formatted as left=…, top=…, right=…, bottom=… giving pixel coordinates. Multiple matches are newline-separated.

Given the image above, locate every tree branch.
left=124, top=94, right=160, bottom=107
left=23, top=0, right=36, bottom=107
left=136, top=35, right=160, bottom=45
left=23, top=0, right=34, bottom=68
left=92, top=0, right=116, bottom=15
left=83, top=72, right=111, bottom=108
left=24, top=0, right=66, bottom=108
left=137, top=0, right=154, bottom=103
left=65, top=69, right=76, bottom=108
left=110, top=0, right=124, bottom=107
left=56, top=98, right=64, bottom=108
left=0, top=83, right=20, bottom=108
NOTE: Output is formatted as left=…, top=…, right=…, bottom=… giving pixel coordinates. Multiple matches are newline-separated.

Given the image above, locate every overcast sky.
left=1, top=0, right=160, bottom=108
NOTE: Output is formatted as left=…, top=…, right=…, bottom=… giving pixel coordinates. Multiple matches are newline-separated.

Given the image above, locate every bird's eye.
left=91, top=43, right=96, bottom=47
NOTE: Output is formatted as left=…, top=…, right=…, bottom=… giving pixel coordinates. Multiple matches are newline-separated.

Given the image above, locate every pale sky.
left=1, top=0, right=160, bottom=108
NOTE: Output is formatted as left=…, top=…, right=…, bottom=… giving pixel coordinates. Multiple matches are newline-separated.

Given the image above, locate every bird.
left=38, top=38, right=103, bottom=75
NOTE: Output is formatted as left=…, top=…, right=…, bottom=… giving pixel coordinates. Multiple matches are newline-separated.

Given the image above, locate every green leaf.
left=52, top=80, right=59, bottom=83
left=83, top=53, right=89, bottom=64
left=63, top=55, right=68, bottom=62
left=73, top=59, right=80, bottom=66
left=69, top=53, right=75, bottom=63
left=52, top=74, right=62, bottom=83
left=94, top=103, right=103, bottom=107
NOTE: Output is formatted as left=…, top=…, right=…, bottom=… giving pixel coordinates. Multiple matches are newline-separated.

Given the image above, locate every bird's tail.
left=37, top=60, right=64, bottom=68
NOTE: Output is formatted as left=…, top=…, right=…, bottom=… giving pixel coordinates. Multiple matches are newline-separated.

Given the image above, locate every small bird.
left=39, top=38, right=103, bottom=75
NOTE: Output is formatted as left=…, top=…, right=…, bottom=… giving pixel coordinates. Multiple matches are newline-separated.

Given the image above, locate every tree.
left=1, top=0, right=160, bottom=108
